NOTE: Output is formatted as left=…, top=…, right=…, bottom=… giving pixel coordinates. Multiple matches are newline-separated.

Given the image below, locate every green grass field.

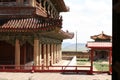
left=77, top=58, right=109, bottom=71
left=77, top=58, right=89, bottom=65
left=93, top=60, right=109, bottom=71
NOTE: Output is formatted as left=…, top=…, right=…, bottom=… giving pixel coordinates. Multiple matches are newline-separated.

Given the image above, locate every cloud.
left=61, top=0, right=112, bottom=43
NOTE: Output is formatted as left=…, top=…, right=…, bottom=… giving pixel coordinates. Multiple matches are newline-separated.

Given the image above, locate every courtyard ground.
left=0, top=60, right=111, bottom=80
left=0, top=72, right=111, bottom=80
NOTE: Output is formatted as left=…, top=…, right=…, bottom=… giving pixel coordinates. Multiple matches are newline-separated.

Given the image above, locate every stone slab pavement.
left=0, top=72, right=111, bottom=80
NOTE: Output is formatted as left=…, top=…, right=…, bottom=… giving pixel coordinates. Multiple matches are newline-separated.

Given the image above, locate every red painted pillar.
left=23, top=45, right=26, bottom=64
left=15, top=39, right=20, bottom=69
left=89, top=49, right=94, bottom=74
left=109, top=48, right=112, bottom=74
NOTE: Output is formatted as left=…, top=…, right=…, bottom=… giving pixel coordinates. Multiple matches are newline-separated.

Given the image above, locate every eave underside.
left=0, top=30, right=74, bottom=44
left=87, top=42, right=112, bottom=49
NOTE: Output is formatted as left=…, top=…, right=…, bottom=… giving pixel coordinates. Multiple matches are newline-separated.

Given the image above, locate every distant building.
left=86, top=31, right=112, bottom=74
left=87, top=31, right=112, bottom=60
left=0, top=0, right=74, bottom=68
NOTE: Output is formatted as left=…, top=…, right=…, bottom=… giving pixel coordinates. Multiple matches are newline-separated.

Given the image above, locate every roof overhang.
left=91, top=32, right=112, bottom=40
left=87, top=42, right=112, bottom=48
left=40, top=30, right=74, bottom=40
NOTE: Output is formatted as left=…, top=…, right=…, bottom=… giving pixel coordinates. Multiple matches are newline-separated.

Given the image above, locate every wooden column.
left=50, top=44, right=54, bottom=65
left=60, top=44, right=62, bottom=60
left=53, top=44, right=55, bottom=64
left=109, top=48, right=112, bottom=74
left=55, top=44, right=58, bottom=63
left=15, top=39, right=20, bottom=69
left=48, top=44, right=50, bottom=66
left=34, top=38, right=39, bottom=67
left=58, top=44, right=60, bottom=62
left=56, top=44, right=59, bottom=63
left=56, top=44, right=58, bottom=63
left=46, top=44, right=48, bottom=66
left=53, top=44, right=56, bottom=64
left=90, top=49, right=94, bottom=74
left=57, top=44, right=60, bottom=62
left=43, top=44, right=46, bottom=66
left=46, top=44, right=50, bottom=66
left=23, top=45, right=26, bottom=64
left=59, top=44, right=62, bottom=61
left=39, top=44, right=42, bottom=66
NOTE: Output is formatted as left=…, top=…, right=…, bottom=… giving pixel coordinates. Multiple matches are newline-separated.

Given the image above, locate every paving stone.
left=0, top=72, right=111, bottom=80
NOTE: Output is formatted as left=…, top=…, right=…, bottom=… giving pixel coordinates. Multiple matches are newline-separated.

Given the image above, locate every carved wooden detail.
left=40, top=37, right=62, bottom=44
left=0, top=7, right=35, bottom=16
left=0, top=32, right=62, bottom=46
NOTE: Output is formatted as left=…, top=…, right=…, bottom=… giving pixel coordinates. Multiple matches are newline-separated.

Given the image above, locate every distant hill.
left=62, top=42, right=89, bottom=52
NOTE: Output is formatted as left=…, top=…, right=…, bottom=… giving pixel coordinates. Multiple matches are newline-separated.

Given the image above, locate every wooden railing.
left=0, top=2, right=30, bottom=7
left=0, top=65, right=91, bottom=73
left=0, top=65, right=110, bottom=74
left=36, top=2, right=45, bottom=11
left=35, top=1, right=47, bottom=17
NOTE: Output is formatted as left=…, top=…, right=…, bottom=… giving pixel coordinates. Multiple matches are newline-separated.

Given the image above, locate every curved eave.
left=91, top=36, right=111, bottom=40
left=41, top=30, right=74, bottom=40
left=91, top=34, right=112, bottom=40
left=59, top=30, right=74, bottom=39
left=50, top=0, right=69, bottom=12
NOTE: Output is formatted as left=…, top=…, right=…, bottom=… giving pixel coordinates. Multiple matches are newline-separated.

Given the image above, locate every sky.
left=60, top=0, right=112, bottom=43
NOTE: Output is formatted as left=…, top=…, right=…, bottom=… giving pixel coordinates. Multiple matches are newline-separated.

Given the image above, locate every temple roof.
left=0, top=18, right=61, bottom=32
left=0, top=18, right=74, bottom=40
left=91, top=31, right=112, bottom=40
left=50, top=0, right=69, bottom=12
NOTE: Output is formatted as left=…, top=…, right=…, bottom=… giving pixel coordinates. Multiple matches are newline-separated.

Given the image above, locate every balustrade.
left=0, top=2, right=17, bottom=6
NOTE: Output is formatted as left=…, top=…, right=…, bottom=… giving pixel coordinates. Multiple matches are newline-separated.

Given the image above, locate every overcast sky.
left=60, top=0, right=112, bottom=43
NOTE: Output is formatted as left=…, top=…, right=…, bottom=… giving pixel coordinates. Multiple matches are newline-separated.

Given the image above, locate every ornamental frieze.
left=40, top=37, right=62, bottom=44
